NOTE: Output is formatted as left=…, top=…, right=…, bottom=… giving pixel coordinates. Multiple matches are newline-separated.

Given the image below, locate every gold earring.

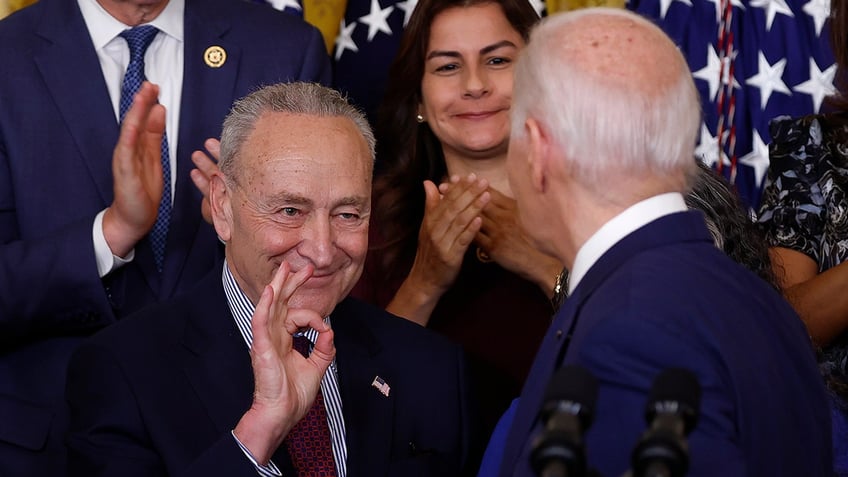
left=416, top=114, right=425, bottom=123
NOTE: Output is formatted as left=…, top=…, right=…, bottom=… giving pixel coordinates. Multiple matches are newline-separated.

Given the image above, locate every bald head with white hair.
left=506, top=8, right=701, bottom=266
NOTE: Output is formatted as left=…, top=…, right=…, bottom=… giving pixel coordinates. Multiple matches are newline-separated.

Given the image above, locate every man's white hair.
left=511, top=8, right=701, bottom=192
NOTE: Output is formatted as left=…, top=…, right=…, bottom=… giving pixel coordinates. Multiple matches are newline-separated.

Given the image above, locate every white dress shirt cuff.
left=231, top=430, right=283, bottom=477
left=93, top=209, right=135, bottom=278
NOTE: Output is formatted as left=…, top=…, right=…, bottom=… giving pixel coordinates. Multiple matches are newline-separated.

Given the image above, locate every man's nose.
left=299, top=215, right=334, bottom=268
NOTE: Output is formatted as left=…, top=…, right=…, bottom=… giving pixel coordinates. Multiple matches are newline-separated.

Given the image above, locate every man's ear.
left=526, top=117, right=550, bottom=194
left=209, top=173, right=233, bottom=242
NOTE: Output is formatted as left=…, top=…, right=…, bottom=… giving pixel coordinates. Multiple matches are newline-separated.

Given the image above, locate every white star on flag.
left=328, top=0, right=834, bottom=210
left=695, top=123, right=731, bottom=169
left=746, top=51, right=791, bottom=109
left=268, top=0, right=302, bottom=12
left=793, top=58, right=837, bottom=112
left=739, top=131, right=770, bottom=188
left=693, top=46, right=740, bottom=101
left=395, top=0, right=418, bottom=27
left=658, top=0, right=692, bottom=19
left=693, top=46, right=723, bottom=101
left=704, top=0, right=745, bottom=23
left=334, top=19, right=359, bottom=61
left=803, top=0, right=831, bottom=37
left=627, top=0, right=835, bottom=208
left=749, top=0, right=794, bottom=31
left=358, top=0, right=394, bottom=42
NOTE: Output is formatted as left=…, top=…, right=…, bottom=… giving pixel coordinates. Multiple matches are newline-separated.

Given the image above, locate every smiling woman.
left=350, top=0, right=556, bottom=455
left=418, top=4, right=520, bottom=163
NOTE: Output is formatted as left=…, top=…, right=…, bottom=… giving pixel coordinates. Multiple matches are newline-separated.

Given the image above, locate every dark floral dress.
left=758, top=112, right=848, bottom=474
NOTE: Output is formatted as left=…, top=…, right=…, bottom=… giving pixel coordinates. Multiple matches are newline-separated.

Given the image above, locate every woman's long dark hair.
left=372, top=0, right=539, bottom=282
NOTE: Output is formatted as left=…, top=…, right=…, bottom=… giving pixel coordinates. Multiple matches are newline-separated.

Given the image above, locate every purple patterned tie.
left=285, top=336, right=338, bottom=477
left=119, top=25, right=170, bottom=272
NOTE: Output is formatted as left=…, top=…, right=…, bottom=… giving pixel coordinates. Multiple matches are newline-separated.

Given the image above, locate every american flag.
left=628, top=0, right=834, bottom=209
left=260, top=0, right=835, bottom=209
left=332, top=0, right=423, bottom=120
left=371, top=375, right=391, bottom=396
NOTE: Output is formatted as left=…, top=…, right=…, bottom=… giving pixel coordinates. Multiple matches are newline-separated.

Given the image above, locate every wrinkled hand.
left=102, top=81, right=165, bottom=258
left=475, top=187, right=564, bottom=296
left=407, top=174, right=490, bottom=297
left=234, top=262, right=335, bottom=464
left=190, top=138, right=221, bottom=225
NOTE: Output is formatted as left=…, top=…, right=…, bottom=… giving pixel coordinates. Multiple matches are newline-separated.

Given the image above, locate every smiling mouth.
left=455, top=110, right=504, bottom=120
left=302, top=273, right=336, bottom=286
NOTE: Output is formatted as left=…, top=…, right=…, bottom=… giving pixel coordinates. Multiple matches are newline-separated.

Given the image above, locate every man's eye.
left=281, top=207, right=299, bottom=216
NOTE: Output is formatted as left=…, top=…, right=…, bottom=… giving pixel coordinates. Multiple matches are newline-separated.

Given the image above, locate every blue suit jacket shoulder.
left=498, top=211, right=832, bottom=477
left=0, top=0, right=330, bottom=473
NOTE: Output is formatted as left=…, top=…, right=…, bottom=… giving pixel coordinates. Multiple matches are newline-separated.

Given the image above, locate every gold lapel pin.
left=204, top=45, right=226, bottom=68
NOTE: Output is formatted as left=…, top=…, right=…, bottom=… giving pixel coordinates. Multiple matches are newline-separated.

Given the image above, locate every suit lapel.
left=332, top=299, right=394, bottom=477
left=158, top=0, right=241, bottom=298
left=180, top=272, right=254, bottom=435
left=33, top=0, right=118, bottom=206
left=33, top=0, right=165, bottom=295
left=499, top=211, right=714, bottom=475
left=498, top=287, right=584, bottom=476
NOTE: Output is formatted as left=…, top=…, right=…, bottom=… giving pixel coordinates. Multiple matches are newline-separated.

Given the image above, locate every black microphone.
left=530, top=365, right=599, bottom=477
left=630, top=368, right=702, bottom=477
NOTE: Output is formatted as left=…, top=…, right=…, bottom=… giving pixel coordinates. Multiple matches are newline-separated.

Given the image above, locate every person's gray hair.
left=511, top=8, right=700, bottom=193
left=219, top=82, right=376, bottom=185
left=684, top=161, right=780, bottom=291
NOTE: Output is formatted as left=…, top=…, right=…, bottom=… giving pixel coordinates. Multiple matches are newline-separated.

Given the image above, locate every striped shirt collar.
left=220, top=260, right=348, bottom=476
left=221, top=260, right=331, bottom=350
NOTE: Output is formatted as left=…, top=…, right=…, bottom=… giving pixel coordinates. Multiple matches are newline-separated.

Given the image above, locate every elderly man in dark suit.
left=66, top=82, right=475, bottom=477
left=490, top=7, right=833, bottom=477
left=0, top=0, right=329, bottom=474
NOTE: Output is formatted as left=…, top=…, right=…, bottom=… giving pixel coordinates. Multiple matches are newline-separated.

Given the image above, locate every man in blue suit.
left=493, top=8, right=833, bottom=477
left=0, top=0, right=329, bottom=474
left=65, top=82, right=475, bottom=476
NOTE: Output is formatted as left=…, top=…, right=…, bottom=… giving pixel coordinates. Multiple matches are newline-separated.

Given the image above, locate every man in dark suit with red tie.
left=0, top=0, right=329, bottom=474
left=65, top=82, right=476, bottom=476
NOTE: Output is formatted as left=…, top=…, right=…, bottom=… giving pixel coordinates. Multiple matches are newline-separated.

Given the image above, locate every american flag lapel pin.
left=371, top=375, right=390, bottom=397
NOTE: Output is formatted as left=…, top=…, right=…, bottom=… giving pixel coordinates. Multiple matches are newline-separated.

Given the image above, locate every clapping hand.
left=190, top=138, right=221, bottom=225
left=474, top=187, right=564, bottom=297
left=386, top=174, right=490, bottom=325
left=102, top=81, right=165, bottom=258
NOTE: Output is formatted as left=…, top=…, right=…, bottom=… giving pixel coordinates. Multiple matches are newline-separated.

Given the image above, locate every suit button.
left=556, top=330, right=563, bottom=339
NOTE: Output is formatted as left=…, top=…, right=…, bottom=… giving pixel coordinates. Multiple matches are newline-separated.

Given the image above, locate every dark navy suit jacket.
left=0, top=0, right=329, bottom=473
left=495, top=211, right=833, bottom=477
left=65, top=268, right=475, bottom=476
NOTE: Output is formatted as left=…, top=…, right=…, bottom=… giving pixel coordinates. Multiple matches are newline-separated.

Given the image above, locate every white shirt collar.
left=568, top=192, right=688, bottom=294
left=77, top=0, right=185, bottom=49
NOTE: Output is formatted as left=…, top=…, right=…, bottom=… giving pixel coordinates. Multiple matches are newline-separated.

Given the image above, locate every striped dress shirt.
left=222, top=261, right=348, bottom=477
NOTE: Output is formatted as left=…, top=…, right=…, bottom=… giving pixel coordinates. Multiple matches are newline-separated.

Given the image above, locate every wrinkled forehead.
left=238, top=112, right=373, bottom=185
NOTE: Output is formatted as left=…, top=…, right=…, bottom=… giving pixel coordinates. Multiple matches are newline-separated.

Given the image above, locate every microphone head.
left=645, top=368, right=701, bottom=434
left=542, top=365, right=599, bottom=431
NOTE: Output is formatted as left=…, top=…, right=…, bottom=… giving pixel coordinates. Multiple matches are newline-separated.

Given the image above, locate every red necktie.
left=284, top=336, right=338, bottom=477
